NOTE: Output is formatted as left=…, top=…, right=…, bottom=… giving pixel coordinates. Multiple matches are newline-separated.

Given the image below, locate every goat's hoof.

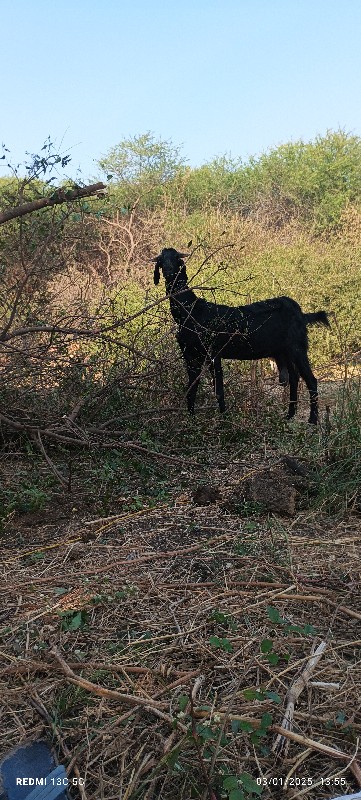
left=308, top=417, right=318, bottom=425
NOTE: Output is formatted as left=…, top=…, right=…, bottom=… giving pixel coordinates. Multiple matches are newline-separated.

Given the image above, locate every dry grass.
left=1, top=458, right=361, bottom=800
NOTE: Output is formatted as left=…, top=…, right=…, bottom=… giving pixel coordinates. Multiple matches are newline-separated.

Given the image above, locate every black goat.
left=152, top=248, right=330, bottom=424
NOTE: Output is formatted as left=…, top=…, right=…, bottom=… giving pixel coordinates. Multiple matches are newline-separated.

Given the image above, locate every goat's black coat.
left=153, top=248, right=330, bottom=423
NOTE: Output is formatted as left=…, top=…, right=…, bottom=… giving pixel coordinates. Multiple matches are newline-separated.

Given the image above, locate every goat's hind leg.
left=210, top=356, right=226, bottom=413
left=294, top=352, right=318, bottom=424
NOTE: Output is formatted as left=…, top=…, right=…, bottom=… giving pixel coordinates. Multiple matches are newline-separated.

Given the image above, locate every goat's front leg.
left=185, top=358, right=203, bottom=415
left=212, top=356, right=226, bottom=413
left=274, top=357, right=289, bottom=386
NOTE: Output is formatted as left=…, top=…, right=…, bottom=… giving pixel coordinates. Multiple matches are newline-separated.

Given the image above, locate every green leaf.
left=211, top=609, right=228, bottom=625
left=209, top=635, right=233, bottom=652
left=211, top=610, right=237, bottom=631
left=285, top=622, right=317, bottom=636
left=68, top=611, right=83, bottom=630
left=231, top=718, right=255, bottom=733
left=238, top=720, right=255, bottom=732
left=243, top=689, right=257, bottom=700
left=260, top=638, right=273, bottom=653
left=266, top=605, right=283, bottom=624
left=243, top=689, right=264, bottom=701
left=166, top=744, right=182, bottom=769
left=266, top=652, right=280, bottom=665
left=264, top=690, right=281, bottom=704
left=285, top=624, right=302, bottom=633
left=209, top=635, right=222, bottom=648
left=196, top=724, right=216, bottom=741
left=260, top=712, right=273, bottom=729
left=229, top=790, right=246, bottom=800
left=240, top=771, right=263, bottom=795
left=178, top=694, right=189, bottom=712
left=60, top=610, right=88, bottom=631
left=223, top=775, right=239, bottom=790
left=303, top=623, right=317, bottom=635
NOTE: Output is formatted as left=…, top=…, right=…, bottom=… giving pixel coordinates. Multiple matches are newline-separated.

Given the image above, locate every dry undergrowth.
left=0, top=455, right=361, bottom=800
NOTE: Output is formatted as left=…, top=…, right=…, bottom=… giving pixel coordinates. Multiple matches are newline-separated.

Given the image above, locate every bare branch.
left=0, top=182, right=106, bottom=225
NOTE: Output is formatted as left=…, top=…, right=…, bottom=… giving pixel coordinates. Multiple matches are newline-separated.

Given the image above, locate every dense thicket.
left=1, top=129, right=361, bottom=405
left=101, top=129, right=361, bottom=231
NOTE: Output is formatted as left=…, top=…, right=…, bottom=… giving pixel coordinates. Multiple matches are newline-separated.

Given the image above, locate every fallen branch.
left=0, top=660, right=198, bottom=680
left=273, top=595, right=361, bottom=622
left=272, top=725, right=361, bottom=786
left=101, top=439, right=201, bottom=466
left=0, top=410, right=200, bottom=466
left=273, top=641, right=327, bottom=755
left=35, top=430, right=69, bottom=490
left=51, top=646, right=165, bottom=709
left=50, top=646, right=188, bottom=734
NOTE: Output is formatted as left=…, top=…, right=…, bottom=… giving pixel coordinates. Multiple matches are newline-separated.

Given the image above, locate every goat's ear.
left=178, top=252, right=190, bottom=259
left=153, top=263, right=160, bottom=285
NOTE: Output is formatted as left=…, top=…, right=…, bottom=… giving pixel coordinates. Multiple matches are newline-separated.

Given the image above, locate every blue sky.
left=2, top=0, right=361, bottom=181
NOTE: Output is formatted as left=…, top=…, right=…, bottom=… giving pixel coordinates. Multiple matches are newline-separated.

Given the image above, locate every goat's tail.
left=304, top=310, right=330, bottom=328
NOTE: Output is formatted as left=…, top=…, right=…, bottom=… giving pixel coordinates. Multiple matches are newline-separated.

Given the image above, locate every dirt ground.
left=1, top=450, right=361, bottom=800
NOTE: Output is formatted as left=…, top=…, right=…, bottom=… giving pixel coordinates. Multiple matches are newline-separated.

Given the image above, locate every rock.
left=247, top=473, right=297, bottom=516
left=223, top=470, right=297, bottom=517
left=192, top=485, right=222, bottom=505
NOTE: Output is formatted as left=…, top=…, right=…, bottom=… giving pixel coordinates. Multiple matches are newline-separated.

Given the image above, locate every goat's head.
left=151, top=248, right=189, bottom=286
